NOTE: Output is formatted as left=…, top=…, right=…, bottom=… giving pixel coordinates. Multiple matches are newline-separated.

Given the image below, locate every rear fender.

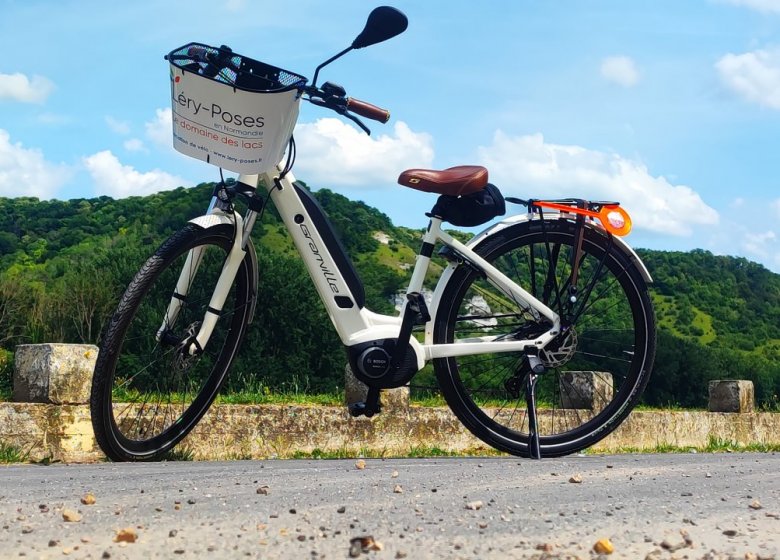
left=425, top=213, right=651, bottom=344
left=468, top=213, right=652, bottom=282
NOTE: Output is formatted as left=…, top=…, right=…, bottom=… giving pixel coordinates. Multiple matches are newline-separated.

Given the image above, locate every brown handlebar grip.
left=346, top=97, right=391, bottom=123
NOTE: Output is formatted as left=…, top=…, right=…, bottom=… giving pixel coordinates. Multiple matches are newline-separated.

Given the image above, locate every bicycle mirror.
left=352, top=6, right=408, bottom=49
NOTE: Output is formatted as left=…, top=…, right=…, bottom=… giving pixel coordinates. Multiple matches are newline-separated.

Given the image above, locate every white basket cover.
left=167, top=43, right=306, bottom=174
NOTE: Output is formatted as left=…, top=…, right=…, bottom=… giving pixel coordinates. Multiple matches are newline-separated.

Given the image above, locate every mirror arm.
left=312, top=46, right=354, bottom=88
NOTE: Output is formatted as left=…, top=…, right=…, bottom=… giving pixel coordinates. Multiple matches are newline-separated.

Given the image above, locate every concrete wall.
left=2, top=402, right=779, bottom=463
left=6, top=344, right=774, bottom=463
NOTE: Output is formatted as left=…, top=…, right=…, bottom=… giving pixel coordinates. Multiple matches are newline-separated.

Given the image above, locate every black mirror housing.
left=352, top=6, right=408, bottom=49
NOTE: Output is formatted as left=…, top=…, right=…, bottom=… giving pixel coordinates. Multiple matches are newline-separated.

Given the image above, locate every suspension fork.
left=155, top=208, right=248, bottom=356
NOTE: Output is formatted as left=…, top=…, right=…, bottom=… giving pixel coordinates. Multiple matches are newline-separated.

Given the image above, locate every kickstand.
left=526, top=372, right=542, bottom=460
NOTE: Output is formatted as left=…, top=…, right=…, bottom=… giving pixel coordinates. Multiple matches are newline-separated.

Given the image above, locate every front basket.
left=167, top=43, right=308, bottom=174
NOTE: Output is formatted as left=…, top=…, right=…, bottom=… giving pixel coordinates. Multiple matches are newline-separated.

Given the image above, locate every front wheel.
left=433, top=218, right=656, bottom=457
left=90, top=223, right=254, bottom=461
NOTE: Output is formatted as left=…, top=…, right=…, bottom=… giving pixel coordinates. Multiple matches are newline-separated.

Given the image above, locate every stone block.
left=709, top=380, right=754, bottom=413
left=344, top=363, right=409, bottom=413
left=12, top=344, right=98, bottom=404
left=559, top=371, right=613, bottom=411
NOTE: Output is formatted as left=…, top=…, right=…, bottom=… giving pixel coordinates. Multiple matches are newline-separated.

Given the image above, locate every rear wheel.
left=90, top=223, right=253, bottom=461
left=433, top=219, right=655, bottom=457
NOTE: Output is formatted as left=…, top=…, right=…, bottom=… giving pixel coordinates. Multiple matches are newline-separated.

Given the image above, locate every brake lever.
left=343, top=111, right=371, bottom=135
left=306, top=96, right=372, bottom=135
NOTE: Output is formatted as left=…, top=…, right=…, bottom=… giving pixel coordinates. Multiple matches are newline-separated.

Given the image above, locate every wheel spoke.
left=92, top=225, right=250, bottom=461
left=434, top=221, right=655, bottom=458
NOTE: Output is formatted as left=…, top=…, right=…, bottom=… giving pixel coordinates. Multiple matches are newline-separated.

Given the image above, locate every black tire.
left=433, top=219, right=656, bottom=457
left=90, top=223, right=253, bottom=461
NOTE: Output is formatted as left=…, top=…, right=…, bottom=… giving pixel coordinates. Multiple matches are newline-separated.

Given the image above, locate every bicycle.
left=89, top=6, right=656, bottom=462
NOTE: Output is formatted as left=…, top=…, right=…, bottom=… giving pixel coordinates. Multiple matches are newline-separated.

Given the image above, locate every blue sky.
left=1, top=0, right=779, bottom=271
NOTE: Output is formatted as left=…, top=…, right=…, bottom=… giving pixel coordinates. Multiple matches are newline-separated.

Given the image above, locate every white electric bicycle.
left=90, top=7, right=656, bottom=462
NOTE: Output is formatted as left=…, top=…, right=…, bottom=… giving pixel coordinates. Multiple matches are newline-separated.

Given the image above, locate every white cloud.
left=710, top=198, right=780, bottom=272
left=83, top=150, right=188, bottom=198
left=716, top=48, right=780, bottom=109
left=720, top=0, right=780, bottom=13
left=105, top=116, right=131, bottom=135
left=0, top=73, right=55, bottom=104
left=476, top=132, right=719, bottom=236
left=145, top=108, right=173, bottom=148
left=123, top=138, right=147, bottom=152
left=293, top=118, right=434, bottom=188
left=600, top=56, right=640, bottom=87
left=741, top=230, right=777, bottom=262
left=0, top=129, right=70, bottom=198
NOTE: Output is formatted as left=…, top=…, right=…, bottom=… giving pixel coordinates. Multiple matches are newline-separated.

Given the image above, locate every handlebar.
left=170, top=46, right=390, bottom=135
left=345, top=97, right=390, bottom=123
left=303, top=82, right=390, bottom=135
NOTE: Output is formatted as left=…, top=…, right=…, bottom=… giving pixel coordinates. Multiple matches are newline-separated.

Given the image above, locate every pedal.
left=348, top=388, right=382, bottom=418
left=406, top=292, right=430, bottom=324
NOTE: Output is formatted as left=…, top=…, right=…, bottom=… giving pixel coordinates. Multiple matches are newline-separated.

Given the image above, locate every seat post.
left=404, top=217, right=441, bottom=296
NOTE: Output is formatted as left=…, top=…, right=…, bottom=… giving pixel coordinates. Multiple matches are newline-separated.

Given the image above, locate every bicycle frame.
left=161, top=166, right=562, bottom=373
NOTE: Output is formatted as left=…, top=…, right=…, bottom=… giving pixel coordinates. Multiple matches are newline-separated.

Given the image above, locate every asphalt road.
left=1, top=453, right=779, bottom=559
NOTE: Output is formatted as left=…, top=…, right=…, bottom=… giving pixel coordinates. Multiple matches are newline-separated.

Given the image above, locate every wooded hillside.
left=1, top=183, right=778, bottom=408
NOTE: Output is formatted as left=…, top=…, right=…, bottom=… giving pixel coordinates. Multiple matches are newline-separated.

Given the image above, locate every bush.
left=0, top=348, right=13, bottom=400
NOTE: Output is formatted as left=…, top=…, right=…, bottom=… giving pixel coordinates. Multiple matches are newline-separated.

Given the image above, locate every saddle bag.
left=431, top=183, right=506, bottom=227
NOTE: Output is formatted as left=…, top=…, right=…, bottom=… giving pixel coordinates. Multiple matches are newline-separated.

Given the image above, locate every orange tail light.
left=532, top=201, right=633, bottom=236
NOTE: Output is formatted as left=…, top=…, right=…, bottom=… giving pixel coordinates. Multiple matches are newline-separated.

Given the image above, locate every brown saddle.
left=397, top=165, right=488, bottom=196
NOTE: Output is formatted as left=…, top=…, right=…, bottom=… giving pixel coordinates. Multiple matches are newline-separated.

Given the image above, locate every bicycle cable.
left=279, top=136, right=297, bottom=179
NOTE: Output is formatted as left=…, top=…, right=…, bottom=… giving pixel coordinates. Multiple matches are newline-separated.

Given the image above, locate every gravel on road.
left=1, top=453, right=779, bottom=559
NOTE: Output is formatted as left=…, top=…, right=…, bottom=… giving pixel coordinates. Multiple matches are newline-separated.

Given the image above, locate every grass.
left=215, top=391, right=343, bottom=406
left=111, top=387, right=533, bottom=408
left=287, top=445, right=505, bottom=460
left=586, top=435, right=780, bottom=455
left=372, top=238, right=418, bottom=271
left=161, top=446, right=195, bottom=461
left=702, top=437, right=780, bottom=453
left=0, top=441, right=25, bottom=464
left=653, top=294, right=717, bottom=344
left=145, top=437, right=780, bottom=461
left=0, top=441, right=58, bottom=465
left=109, top=388, right=345, bottom=407
left=410, top=393, right=448, bottom=407
left=633, top=403, right=702, bottom=412
left=0, top=348, right=12, bottom=401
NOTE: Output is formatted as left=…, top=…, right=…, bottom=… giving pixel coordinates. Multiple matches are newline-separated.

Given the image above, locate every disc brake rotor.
left=172, top=322, right=201, bottom=372
left=539, top=327, right=578, bottom=368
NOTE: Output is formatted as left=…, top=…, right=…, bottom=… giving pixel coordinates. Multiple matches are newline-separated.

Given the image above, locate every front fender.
left=188, top=210, right=235, bottom=229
